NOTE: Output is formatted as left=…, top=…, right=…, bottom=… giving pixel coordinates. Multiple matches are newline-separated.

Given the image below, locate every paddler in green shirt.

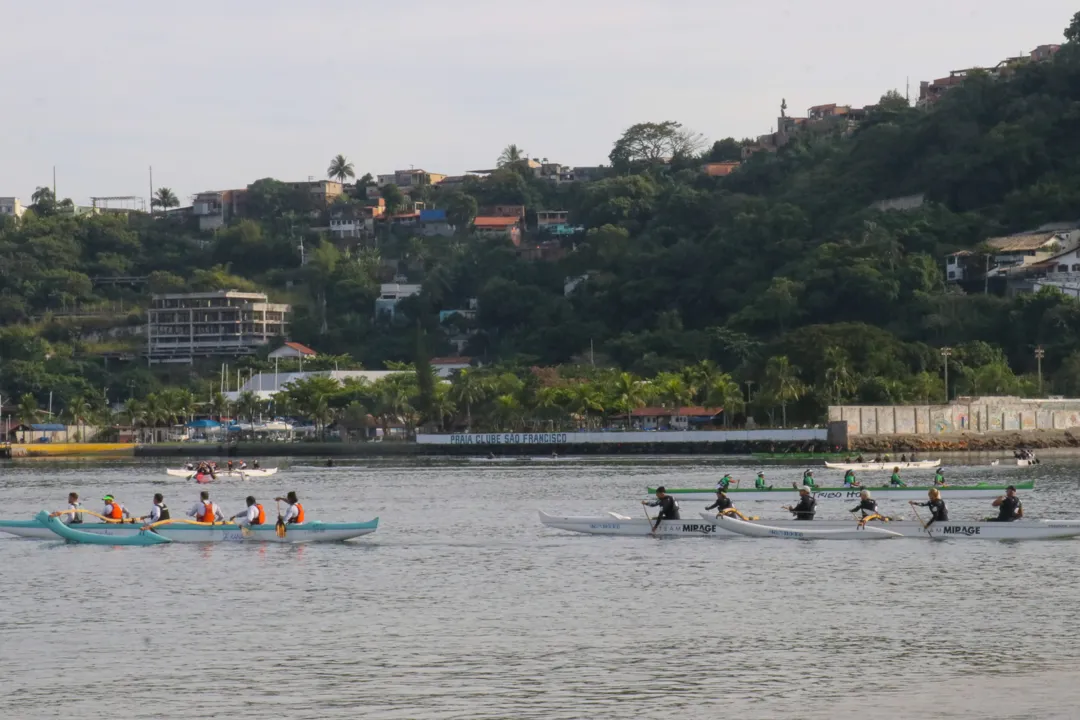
left=793, top=469, right=816, bottom=490
left=843, top=469, right=860, bottom=487
left=754, top=471, right=770, bottom=490
left=716, top=473, right=735, bottom=492
left=933, top=468, right=946, bottom=486
left=889, top=467, right=906, bottom=487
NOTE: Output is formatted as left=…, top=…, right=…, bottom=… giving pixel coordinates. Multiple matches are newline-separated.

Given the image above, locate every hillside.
left=3, top=12, right=1080, bottom=430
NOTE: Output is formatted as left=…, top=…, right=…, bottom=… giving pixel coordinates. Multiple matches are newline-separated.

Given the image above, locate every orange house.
left=703, top=161, right=740, bottom=177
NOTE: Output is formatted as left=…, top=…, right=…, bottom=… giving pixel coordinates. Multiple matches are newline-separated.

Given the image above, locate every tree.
left=381, top=183, right=406, bottom=215
left=609, top=372, right=646, bottom=429
left=707, top=138, right=742, bottom=162
left=1065, top=11, right=1080, bottom=43
left=497, top=144, right=525, bottom=167
left=236, top=390, right=263, bottom=425
left=762, top=356, right=806, bottom=427
left=17, top=393, right=41, bottom=426
left=703, top=373, right=745, bottom=427
left=30, top=186, right=56, bottom=215
left=449, top=369, right=490, bottom=429
left=151, top=187, right=180, bottom=213
left=444, top=191, right=478, bottom=232
left=327, top=154, right=356, bottom=184
left=609, top=121, right=705, bottom=169
left=210, top=392, right=230, bottom=422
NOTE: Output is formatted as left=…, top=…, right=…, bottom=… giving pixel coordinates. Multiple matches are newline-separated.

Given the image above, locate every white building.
left=0, top=197, right=25, bottom=220
left=226, top=370, right=407, bottom=401
left=375, top=283, right=422, bottom=319
left=269, top=341, right=317, bottom=360
left=430, top=356, right=473, bottom=378
left=148, top=290, right=289, bottom=363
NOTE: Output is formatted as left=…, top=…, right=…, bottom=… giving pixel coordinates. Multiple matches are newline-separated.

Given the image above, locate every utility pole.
left=744, top=381, right=755, bottom=405
left=941, top=347, right=952, bottom=402
left=149, top=166, right=154, bottom=216
left=1035, top=346, right=1045, bottom=395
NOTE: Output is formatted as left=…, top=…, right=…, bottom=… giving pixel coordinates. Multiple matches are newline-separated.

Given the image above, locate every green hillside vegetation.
left=3, top=11, right=1080, bottom=432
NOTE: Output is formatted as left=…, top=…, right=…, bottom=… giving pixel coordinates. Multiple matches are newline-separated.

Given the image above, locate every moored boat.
left=646, top=481, right=1034, bottom=502
left=823, top=459, right=941, bottom=471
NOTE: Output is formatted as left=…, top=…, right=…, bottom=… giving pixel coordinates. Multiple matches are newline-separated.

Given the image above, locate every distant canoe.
left=165, top=467, right=278, bottom=479
left=823, top=460, right=941, bottom=471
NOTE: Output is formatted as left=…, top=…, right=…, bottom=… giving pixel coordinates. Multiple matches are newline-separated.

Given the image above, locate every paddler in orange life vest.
left=186, top=490, right=226, bottom=523
left=274, top=491, right=305, bottom=524
left=231, top=496, right=266, bottom=526
left=101, top=495, right=130, bottom=522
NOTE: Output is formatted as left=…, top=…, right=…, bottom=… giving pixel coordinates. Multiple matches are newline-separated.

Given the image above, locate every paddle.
left=276, top=500, right=287, bottom=538
left=49, top=508, right=129, bottom=524
left=140, top=518, right=236, bottom=530
left=909, top=502, right=933, bottom=538
left=642, top=502, right=657, bottom=535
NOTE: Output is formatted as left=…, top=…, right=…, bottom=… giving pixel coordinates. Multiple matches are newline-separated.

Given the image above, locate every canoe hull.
left=823, top=460, right=941, bottom=471
left=165, top=468, right=278, bottom=478
left=1, top=517, right=377, bottom=543
left=715, top=514, right=901, bottom=540
left=648, top=482, right=1035, bottom=502
left=539, top=511, right=729, bottom=537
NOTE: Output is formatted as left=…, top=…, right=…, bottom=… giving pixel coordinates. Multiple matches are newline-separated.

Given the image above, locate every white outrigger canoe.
left=0, top=516, right=377, bottom=544
left=535, top=510, right=1080, bottom=540
left=823, top=459, right=940, bottom=471
left=165, top=467, right=278, bottom=479
left=647, top=481, right=1034, bottom=503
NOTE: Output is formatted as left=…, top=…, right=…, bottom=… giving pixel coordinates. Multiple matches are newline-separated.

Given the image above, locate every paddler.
left=910, top=488, right=948, bottom=527
left=843, top=469, right=860, bottom=487
left=141, top=493, right=170, bottom=523
left=792, top=469, right=816, bottom=490
left=705, top=489, right=734, bottom=515
left=988, top=485, right=1023, bottom=522
left=641, top=486, right=679, bottom=531
left=252, top=460, right=261, bottom=470
left=754, top=471, right=770, bottom=490
left=933, top=468, right=946, bottom=486
left=231, top=496, right=266, bottom=526
left=716, top=473, right=734, bottom=492
left=274, top=491, right=306, bottom=524
left=848, top=489, right=879, bottom=519
left=784, top=486, right=816, bottom=521
left=187, top=490, right=226, bottom=523
left=889, top=467, right=906, bottom=487
left=61, top=492, right=84, bottom=525
left=101, top=494, right=130, bottom=522
left=238, top=460, right=247, bottom=470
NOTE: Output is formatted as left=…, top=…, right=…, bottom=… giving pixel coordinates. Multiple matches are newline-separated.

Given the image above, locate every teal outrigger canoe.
left=34, top=511, right=171, bottom=546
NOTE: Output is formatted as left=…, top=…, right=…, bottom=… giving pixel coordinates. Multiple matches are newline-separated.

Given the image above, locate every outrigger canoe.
left=646, top=481, right=1034, bottom=502
left=1, top=516, right=378, bottom=544
left=35, top=512, right=172, bottom=545
left=166, top=467, right=278, bottom=478
left=537, top=510, right=1080, bottom=540
left=823, top=459, right=940, bottom=471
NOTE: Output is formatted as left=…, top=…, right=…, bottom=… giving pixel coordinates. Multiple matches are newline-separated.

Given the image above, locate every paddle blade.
left=276, top=517, right=286, bottom=538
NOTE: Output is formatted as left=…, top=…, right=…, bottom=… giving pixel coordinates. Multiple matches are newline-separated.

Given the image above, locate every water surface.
left=1, top=457, right=1077, bottom=719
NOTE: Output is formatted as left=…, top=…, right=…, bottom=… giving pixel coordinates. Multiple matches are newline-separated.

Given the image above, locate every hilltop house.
left=269, top=341, right=317, bottom=360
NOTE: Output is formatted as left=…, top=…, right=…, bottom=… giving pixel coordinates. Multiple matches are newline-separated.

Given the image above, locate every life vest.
left=106, top=502, right=124, bottom=520
left=289, top=502, right=305, bottom=524
left=157, top=503, right=171, bottom=521
left=70, top=504, right=84, bottom=524
left=253, top=504, right=266, bottom=525
left=197, top=500, right=215, bottom=523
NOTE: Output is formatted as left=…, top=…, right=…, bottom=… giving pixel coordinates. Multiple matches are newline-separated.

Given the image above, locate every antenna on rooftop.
left=905, top=76, right=910, bottom=103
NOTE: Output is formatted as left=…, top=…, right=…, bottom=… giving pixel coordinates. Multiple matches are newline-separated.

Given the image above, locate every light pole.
left=1035, top=346, right=1045, bottom=395
left=941, top=347, right=952, bottom=402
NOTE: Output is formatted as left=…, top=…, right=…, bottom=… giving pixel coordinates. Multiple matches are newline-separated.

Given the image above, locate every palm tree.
left=428, top=388, right=457, bottom=432
left=703, top=373, right=745, bottom=427
left=497, top=144, right=525, bottom=167
left=492, top=394, right=523, bottom=431
left=449, top=370, right=490, bottom=430
left=210, top=392, right=229, bottom=422
left=17, top=393, right=41, bottom=428
left=152, top=187, right=180, bottom=214
left=570, top=383, right=604, bottom=430
left=236, top=390, right=262, bottom=426
left=64, top=394, right=94, bottom=442
left=123, top=398, right=145, bottom=442
left=823, top=348, right=857, bottom=405
left=609, top=372, right=646, bottom=429
left=654, top=373, right=691, bottom=411
left=327, top=154, right=356, bottom=184
left=763, top=355, right=806, bottom=427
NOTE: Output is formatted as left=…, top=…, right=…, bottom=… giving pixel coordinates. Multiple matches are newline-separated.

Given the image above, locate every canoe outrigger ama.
left=645, top=482, right=1035, bottom=503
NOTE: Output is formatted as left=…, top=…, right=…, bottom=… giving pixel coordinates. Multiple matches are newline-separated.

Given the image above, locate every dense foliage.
left=4, top=12, right=1080, bottom=433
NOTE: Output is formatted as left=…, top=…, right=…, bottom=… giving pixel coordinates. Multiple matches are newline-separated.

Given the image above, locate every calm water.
left=2, top=456, right=1079, bottom=720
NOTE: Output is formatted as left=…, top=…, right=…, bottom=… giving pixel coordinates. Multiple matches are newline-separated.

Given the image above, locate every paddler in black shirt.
left=848, top=489, right=879, bottom=518
left=784, top=486, right=816, bottom=520
left=642, top=486, right=680, bottom=531
left=705, top=489, right=734, bottom=515
left=989, top=485, right=1023, bottom=521
left=910, top=488, right=948, bottom=527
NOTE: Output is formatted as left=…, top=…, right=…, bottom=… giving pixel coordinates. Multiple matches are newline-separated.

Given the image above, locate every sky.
left=1, top=0, right=1075, bottom=207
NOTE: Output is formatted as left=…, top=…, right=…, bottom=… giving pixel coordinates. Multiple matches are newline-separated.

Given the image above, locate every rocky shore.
left=849, top=430, right=1080, bottom=452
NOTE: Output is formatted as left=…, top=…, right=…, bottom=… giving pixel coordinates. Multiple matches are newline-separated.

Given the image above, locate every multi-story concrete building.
left=193, top=190, right=246, bottom=231
left=376, top=169, right=446, bottom=190
left=0, top=197, right=25, bottom=220
left=147, top=290, right=289, bottom=363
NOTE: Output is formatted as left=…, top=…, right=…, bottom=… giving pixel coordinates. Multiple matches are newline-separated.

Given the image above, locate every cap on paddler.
left=102, top=494, right=114, bottom=502
left=799, top=486, right=811, bottom=494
